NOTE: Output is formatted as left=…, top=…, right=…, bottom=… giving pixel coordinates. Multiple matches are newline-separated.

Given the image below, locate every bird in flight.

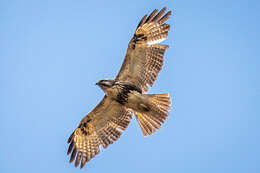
left=67, top=7, right=172, bottom=168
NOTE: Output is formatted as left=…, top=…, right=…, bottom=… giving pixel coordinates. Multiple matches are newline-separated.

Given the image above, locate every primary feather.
left=116, top=7, right=171, bottom=92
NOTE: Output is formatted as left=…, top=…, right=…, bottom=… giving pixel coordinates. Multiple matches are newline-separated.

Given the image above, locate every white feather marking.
left=147, top=38, right=166, bottom=45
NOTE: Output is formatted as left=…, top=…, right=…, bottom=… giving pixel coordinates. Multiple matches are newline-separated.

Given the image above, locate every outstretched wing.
left=67, top=96, right=132, bottom=168
left=115, top=7, right=172, bottom=93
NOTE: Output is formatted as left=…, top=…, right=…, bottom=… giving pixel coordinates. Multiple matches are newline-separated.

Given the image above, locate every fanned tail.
left=135, top=93, right=171, bottom=136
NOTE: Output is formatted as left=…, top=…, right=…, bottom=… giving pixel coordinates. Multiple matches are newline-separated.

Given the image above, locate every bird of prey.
left=67, top=7, right=172, bottom=168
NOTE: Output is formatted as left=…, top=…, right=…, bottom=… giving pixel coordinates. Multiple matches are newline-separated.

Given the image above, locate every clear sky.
left=1, top=0, right=260, bottom=173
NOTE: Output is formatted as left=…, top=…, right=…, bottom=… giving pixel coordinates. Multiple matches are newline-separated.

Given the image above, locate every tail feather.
left=135, top=93, right=171, bottom=136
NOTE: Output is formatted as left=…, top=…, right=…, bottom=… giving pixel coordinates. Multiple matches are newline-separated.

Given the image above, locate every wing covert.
left=115, top=7, right=172, bottom=93
left=67, top=96, right=132, bottom=168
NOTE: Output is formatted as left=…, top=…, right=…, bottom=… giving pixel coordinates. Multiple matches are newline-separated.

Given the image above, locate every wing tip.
left=136, top=7, right=172, bottom=30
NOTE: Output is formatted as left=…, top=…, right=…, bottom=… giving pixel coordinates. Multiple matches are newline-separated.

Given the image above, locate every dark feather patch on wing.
left=115, top=7, right=171, bottom=92
left=67, top=98, right=132, bottom=168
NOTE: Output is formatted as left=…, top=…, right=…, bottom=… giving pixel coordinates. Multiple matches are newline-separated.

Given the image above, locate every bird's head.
left=96, top=79, right=115, bottom=91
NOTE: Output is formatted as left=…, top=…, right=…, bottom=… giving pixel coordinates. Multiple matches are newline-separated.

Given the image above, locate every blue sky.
left=1, top=0, right=260, bottom=172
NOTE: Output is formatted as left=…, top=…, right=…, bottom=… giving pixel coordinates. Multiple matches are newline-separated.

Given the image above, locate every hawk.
left=67, top=7, right=172, bottom=168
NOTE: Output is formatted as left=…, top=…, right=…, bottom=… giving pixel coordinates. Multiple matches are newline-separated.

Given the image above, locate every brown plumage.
left=116, top=7, right=171, bottom=92
left=67, top=96, right=132, bottom=168
left=67, top=7, right=172, bottom=168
